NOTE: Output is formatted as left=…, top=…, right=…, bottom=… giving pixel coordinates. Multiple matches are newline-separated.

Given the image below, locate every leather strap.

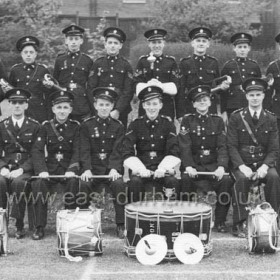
left=50, top=120, right=64, bottom=141
left=4, top=123, right=27, bottom=152
left=240, top=111, right=258, bottom=145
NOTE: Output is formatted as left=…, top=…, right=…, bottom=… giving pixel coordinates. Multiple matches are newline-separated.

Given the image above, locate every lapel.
left=242, top=108, right=255, bottom=128
left=18, top=117, right=29, bottom=135
left=5, top=117, right=15, bottom=135
left=256, top=109, right=266, bottom=128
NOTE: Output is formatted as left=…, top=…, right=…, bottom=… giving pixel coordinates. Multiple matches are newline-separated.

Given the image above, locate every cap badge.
left=26, top=37, right=30, bottom=42
left=148, top=87, right=152, bottom=92
left=71, top=26, right=75, bottom=31
left=16, top=91, right=20, bottom=95
left=198, top=88, right=202, bottom=92
left=60, top=91, right=64, bottom=96
left=154, top=30, right=158, bottom=34
left=200, top=29, right=203, bottom=33
left=113, top=30, right=117, bottom=34
left=252, top=81, right=256, bottom=85
left=105, top=91, right=109, bottom=95
left=241, top=34, right=245, bottom=38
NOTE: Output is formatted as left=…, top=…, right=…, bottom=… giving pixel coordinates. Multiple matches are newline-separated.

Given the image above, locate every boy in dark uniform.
left=123, top=85, right=180, bottom=202
left=80, top=87, right=126, bottom=238
left=227, top=78, right=280, bottom=238
left=52, top=24, right=93, bottom=122
left=134, top=28, right=179, bottom=120
left=178, top=85, right=232, bottom=233
left=0, top=88, right=40, bottom=238
left=177, top=27, right=229, bottom=119
left=88, top=27, right=133, bottom=128
left=31, top=90, right=80, bottom=240
left=221, top=33, right=261, bottom=124
left=8, top=36, right=52, bottom=123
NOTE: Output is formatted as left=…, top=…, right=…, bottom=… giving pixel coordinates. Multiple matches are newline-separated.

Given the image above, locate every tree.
left=146, top=0, right=272, bottom=43
left=0, top=0, right=68, bottom=68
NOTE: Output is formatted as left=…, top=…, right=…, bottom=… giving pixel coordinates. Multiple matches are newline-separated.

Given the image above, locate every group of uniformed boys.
left=0, top=23, right=279, bottom=241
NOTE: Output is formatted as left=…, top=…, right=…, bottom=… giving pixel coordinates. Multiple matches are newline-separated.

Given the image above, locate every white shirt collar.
left=248, top=107, right=262, bottom=119
left=12, top=116, right=24, bottom=128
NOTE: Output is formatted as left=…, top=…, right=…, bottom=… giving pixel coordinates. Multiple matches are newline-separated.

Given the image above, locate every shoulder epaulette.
left=83, top=116, right=96, bottom=123
left=165, top=55, right=176, bottom=60
left=223, top=59, right=236, bottom=66
left=161, top=115, right=172, bottom=122
left=37, top=63, right=48, bottom=69
left=42, top=120, right=50, bottom=126
left=81, top=52, right=91, bottom=59
left=10, top=63, right=22, bottom=69
left=232, top=108, right=244, bottom=114
left=248, top=58, right=258, bottom=64
left=111, top=118, right=123, bottom=125
left=265, top=109, right=275, bottom=116
left=94, top=56, right=106, bottom=62
left=180, top=56, right=191, bottom=62
left=56, top=52, right=66, bottom=58
left=69, top=119, right=80, bottom=125
left=139, top=55, right=149, bottom=60
left=134, top=115, right=144, bottom=121
left=268, top=59, right=279, bottom=67
left=27, top=117, right=40, bottom=125
left=206, top=54, right=218, bottom=61
left=183, top=113, right=195, bottom=117
left=0, top=117, right=9, bottom=123
left=209, top=113, right=220, bottom=117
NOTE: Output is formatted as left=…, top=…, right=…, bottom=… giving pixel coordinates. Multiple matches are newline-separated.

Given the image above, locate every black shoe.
left=232, top=222, right=247, bottom=238
left=32, top=227, right=45, bottom=240
left=116, top=224, right=125, bottom=239
left=216, top=222, right=227, bottom=233
left=15, top=228, right=25, bottom=239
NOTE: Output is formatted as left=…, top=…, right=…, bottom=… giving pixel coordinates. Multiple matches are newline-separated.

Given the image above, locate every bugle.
left=43, top=74, right=67, bottom=92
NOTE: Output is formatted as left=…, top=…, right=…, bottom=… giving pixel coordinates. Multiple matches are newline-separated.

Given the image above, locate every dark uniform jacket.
left=266, top=59, right=280, bottom=118
left=88, top=55, right=133, bottom=117
left=177, top=54, right=220, bottom=118
left=221, top=58, right=261, bottom=112
left=9, top=62, right=51, bottom=123
left=178, top=113, right=228, bottom=172
left=134, top=54, right=179, bottom=119
left=123, top=115, right=179, bottom=171
left=0, top=116, right=40, bottom=172
left=80, top=116, right=124, bottom=175
left=53, top=51, right=93, bottom=116
left=32, top=118, right=80, bottom=175
left=227, top=108, right=279, bottom=169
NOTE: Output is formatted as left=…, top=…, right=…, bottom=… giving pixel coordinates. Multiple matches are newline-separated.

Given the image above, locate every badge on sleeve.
left=179, top=126, right=189, bottom=135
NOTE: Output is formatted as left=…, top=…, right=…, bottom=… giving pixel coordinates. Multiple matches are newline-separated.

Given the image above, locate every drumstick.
left=144, top=240, right=151, bottom=249
left=184, top=171, right=229, bottom=176
left=30, top=175, right=112, bottom=179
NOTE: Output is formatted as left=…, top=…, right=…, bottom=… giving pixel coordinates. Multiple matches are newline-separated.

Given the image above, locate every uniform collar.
left=97, top=116, right=111, bottom=125
left=23, top=63, right=36, bottom=70
left=145, top=115, right=160, bottom=126
left=236, top=57, right=247, bottom=62
left=248, top=107, right=262, bottom=119
left=155, top=54, right=164, bottom=61
left=193, top=54, right=206, bottom=60
left=68, top=51, right=80, bottom=58
left=54, top=118, right=68, bottom=128
left=12, top=116, right=25, bottom=127
left=196, top=112, right=209, bottom=120
left=107, top=54, right=119, bottom=60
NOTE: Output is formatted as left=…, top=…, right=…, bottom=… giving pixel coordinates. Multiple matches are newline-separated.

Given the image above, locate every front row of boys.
left=0, top=78, right=279, bottom=241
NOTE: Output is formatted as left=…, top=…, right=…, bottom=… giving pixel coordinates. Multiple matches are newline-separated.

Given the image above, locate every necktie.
left=15, top=122, right=20, bottom=133
left=252, top=111, right=258, bottom=125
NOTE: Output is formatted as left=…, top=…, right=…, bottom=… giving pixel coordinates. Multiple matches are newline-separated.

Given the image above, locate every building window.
left=123, top=0, right=146, bottom=3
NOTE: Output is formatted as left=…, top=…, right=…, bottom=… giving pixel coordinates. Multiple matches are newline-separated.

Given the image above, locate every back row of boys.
left=2, top=24, right=280, bottom=127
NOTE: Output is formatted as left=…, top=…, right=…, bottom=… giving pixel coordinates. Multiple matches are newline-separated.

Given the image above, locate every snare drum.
left=248, top=202, right=278, bottom=254
left=124, top=201, right=213, bottom=259
left=57, top=209, right=103, bottom=257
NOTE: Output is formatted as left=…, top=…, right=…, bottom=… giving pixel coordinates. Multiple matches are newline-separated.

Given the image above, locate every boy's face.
left=191, top=37, right=210, bottom=55
left=142, top=97, right=163, bottom=120
left=148, top=39, right=165, bottom=57
left=21, top=45, right=37, bottom=64
left=65, top=36, right=84, bottom=53
left=193, top=95, right=211, bottom=114
left=104, top=37, right=123, bottom=56
left=94, top=98, right=114, bottom=119
left=52, top=102, right=72, bottom=123
left=233, top=43, right=251, bottom=58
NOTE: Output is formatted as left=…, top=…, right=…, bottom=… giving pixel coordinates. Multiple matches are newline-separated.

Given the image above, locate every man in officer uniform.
left=0, top=88, right=40, bottom=238
left=177, top=27, right=229, bottom=119
left=31, top=90, right=80, bottom=240
left=178, top=85, right=232, bottom=233
left=88, top=27, right=133, bottom=128
left=80, top=87, right=126, bottom=238
left=221, top=33, right=261, bottom=124
left=227, top=78, right=280, bottom=238
left=8, top=36, right=52, bottom=123
left=123, top=85, right=180, bottom=202
left=53, top=24, right=93, bottom=122
left=134, top=28, right=179, bottom=120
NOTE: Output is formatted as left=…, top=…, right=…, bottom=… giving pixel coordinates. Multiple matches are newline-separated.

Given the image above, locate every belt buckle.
left=203, top=150, right=210, bottom=156
left=149, top=151, right=157, bottom=159
left=99, top=153, right=107, bottom=160
left=249, top=146, right=255, bottom=153
left=55, top=153, right=64, bottom=162
left=69, top=82, right=77, bottom=89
